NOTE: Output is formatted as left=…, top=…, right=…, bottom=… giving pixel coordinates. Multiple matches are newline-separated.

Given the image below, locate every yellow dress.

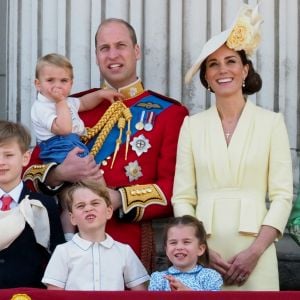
left=172, top=100, right=293, bottom=290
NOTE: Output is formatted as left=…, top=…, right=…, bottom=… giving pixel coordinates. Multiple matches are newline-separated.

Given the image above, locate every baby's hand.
left=97, top=89, right=125, bottom=103
left=164, top=275, right=192, bottom=291
left=50, top=87, right=66, bottom=103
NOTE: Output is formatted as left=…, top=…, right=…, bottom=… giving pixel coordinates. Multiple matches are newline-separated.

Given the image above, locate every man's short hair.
left=95, top=18, right=138, bottom=48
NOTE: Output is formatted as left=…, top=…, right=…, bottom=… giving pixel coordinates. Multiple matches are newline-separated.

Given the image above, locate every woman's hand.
left=223, top=247, right=259, bottom=286
left=209, top=248, right=231, bottom=276
left=224, top=225, right=279, bottom=286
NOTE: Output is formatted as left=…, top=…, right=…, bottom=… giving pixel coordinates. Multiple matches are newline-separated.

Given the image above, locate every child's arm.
left=129, top=282, right=148, bottom=291
left=47, top=284, right=64, bottom=290
left=78, top=89, right=124, bottom=112
left=50, top=88, right=72, bottom=135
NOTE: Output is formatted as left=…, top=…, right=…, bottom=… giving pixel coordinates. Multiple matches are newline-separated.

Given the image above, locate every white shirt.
left=0, top=181, right=23, bottom=210
left=42, top=233, right=150, bottom=290
left=31, top=93, right=85, bottom=142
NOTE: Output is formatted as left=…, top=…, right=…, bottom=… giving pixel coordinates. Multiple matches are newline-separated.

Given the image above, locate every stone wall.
left=277, top=234, right=300, bottom=290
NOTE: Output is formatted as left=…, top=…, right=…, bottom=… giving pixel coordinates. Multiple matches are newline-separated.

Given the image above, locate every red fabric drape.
left=1, top=288, right=299, bottom=300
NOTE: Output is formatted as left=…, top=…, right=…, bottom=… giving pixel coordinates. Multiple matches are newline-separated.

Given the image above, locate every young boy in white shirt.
left=42, top=180, right=150, bottom=290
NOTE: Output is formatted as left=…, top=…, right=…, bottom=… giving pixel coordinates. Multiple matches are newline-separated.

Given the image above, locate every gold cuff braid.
left=22, top=163, right=57, bottom=192
left=119, top=184, right=167, bottom=222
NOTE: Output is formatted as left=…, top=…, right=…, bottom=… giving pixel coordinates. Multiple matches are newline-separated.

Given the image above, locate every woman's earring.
left=207, top=84, right=211, bottom=92
left=242, top=79, right=245, bottom=88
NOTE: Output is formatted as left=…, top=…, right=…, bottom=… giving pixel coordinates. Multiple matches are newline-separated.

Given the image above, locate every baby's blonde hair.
left=35, top=53, right=73, bottom=80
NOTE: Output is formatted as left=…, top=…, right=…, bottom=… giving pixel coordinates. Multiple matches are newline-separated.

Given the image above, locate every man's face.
left=95, top=21, right=141, bottom=89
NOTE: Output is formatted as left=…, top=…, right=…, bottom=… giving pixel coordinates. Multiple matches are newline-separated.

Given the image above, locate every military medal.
left=144, top=111, right=155, bottom=131
left=135, top=110, right=145, bottom=130
left=125, top=160, right=143, bottom=182
left=130, top=134, right=151, bottom=156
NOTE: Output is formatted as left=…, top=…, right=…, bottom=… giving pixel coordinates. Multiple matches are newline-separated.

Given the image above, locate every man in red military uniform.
left=23, top=18, right=188, bottom=271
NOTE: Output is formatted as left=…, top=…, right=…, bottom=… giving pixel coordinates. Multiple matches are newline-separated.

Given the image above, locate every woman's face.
left=205, top=44, right=248, bottom=97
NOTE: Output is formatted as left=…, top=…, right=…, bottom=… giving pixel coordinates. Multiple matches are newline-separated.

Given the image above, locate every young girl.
left=148, top=215, right=223, bottom=291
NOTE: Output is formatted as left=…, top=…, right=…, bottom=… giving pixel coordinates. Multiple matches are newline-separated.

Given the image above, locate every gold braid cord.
left=110, top=117, right=125, bottom=168
left=81, top=101, right=132, bottom=157
left=123, top=107, right=132, bottom=160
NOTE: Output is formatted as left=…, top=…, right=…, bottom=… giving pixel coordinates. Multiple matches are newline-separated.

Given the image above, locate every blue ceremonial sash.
left=86, top=94, right=172, bottom=163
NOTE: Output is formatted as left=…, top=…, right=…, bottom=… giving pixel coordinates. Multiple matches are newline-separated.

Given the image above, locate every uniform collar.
left=102, top=78, right=144, bottom=99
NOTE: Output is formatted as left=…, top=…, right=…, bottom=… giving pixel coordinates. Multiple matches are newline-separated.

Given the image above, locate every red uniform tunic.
left=24, top=82, right=188, bottom=270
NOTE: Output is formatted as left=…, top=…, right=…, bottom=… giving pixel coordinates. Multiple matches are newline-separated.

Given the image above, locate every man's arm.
left=23, top=147, right=103, bottom=194
left=46, top=148, right=102, bottom=186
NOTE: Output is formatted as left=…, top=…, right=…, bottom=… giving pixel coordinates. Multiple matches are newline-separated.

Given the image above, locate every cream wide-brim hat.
left=185, top=4, right=262, bottom=84
left=184, top=27, right=233, bottom=84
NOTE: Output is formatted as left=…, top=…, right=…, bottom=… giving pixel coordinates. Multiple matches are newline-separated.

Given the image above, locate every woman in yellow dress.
left=172, top=4, right=293, bottom=290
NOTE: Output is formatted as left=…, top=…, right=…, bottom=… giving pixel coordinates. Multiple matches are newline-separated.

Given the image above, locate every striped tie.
left=1, top=194, right=13, bottom=211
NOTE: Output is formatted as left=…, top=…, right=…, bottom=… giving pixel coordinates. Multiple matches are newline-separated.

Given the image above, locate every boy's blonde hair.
left=63, top=180, right=111, bottom=212
left=35, top=53, right=74, bottom=79
left=0, top=120, right=31, bottom=153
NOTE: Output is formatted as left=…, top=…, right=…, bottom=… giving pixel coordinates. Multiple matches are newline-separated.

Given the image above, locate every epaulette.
left=147, top=90, right=183, bottom=106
